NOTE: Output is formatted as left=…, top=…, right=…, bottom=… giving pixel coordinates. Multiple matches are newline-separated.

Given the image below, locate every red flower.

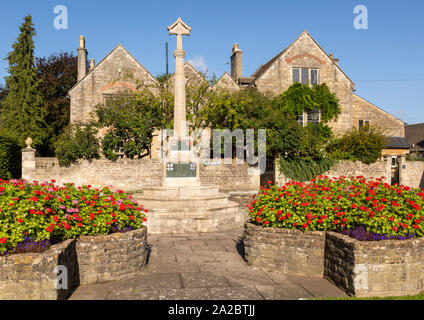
left=78, top=223, right=83, bottom=227
left=119, top=203, right=126, bottom=211
left=17, top=218, right=23, bottom=223
left=0, top=237, right=7, bottom=244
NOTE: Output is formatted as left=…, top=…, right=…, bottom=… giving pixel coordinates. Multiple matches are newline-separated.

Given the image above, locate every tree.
left=54, top=124, right=100, bottom=167
left=95, top=90, right=163, bottom=160
left=326, top=127, right=387, bottom=164
left=1, top=15, right=46, bottom=149
left=36, top=52, right=77, bottom=156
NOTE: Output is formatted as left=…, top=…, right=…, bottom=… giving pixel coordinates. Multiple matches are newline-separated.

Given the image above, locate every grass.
left=316, top=292, right=424, bottom=300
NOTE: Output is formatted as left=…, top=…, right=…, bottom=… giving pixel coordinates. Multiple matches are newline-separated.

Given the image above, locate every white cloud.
left=188, top=56, right=208, bottom=74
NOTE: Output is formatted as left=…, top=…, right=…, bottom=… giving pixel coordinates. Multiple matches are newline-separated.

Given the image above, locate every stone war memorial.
left=2, top=13, right=424, bottom=302
left=135, top=18, right=247, bottom=234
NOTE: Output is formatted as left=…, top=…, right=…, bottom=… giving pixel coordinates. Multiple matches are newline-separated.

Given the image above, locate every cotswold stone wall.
left=243, top=221, right=325, bottom=277
left=275, top=159, right=392, bottom=186
left=324, top=232, right=424, bottom=297
left=0, top=240, right=78, bottom=300
left=31, top=157, right=163, bottom=191
left=76, top=227, right=148, bottom=285
left=22, top=151, right=260, bottom=192
left=400, top=158, right=424, bottom=190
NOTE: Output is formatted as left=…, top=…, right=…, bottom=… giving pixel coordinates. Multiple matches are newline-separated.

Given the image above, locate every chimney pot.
left=89, top=59, right=95, bottom=71
left=79, top=35, right=85, bottom=49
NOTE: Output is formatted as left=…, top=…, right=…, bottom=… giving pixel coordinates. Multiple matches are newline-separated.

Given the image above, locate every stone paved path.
left=69, top=228, right=347, bottom=300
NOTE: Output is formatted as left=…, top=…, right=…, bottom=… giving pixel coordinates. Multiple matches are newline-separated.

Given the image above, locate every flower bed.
left=0, top=179, right=149, bottom=299
left=243, top=176, right=424, bottom=296
left=247, top=177, right=424, bottom=239
left=0, top=179, right=147, bottom=255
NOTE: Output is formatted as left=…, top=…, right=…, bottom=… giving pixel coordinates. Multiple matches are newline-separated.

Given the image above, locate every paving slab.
left=254, top=284, right=314, bottom=300
left=208, top=286, right=263, bottom=300
left=68, top=228, right=348, bottom=300
left=180, top=272, right=230, bottom=288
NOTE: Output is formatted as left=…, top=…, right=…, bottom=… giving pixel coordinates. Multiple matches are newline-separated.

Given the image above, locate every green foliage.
left=54, top=125, right=100, bottom=166
left=96, top=90, right=163, bottom=160
left=326, top=127, right=387, bottom=164
left=0, top=133, right=21, bottom=179
left=1, top=15, right=47, bottom=149
left=36, top=52, right=78, bottom=156
left=273, top=83, right=341, bottom=122
left=279, top=158, right=335, bottom=182
left=0, top=181, right=147, bottom=255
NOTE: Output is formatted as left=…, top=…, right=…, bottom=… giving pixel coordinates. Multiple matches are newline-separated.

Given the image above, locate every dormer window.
left=292, top=68, right=319, bottom=85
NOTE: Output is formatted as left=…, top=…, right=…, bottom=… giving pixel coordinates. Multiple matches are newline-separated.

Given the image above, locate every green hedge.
left=0, top=135, right=21, bottom=179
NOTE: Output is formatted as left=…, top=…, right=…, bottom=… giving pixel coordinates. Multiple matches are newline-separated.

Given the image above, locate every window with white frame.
left=297, top=110, right=321, bottom=127
left=292, top=68, right=319, bottom=85
left=391, top=156, right=398, bottom=169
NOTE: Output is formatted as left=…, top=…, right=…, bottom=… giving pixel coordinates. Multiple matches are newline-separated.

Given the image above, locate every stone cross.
left=168, top=17, right=191, bottom=138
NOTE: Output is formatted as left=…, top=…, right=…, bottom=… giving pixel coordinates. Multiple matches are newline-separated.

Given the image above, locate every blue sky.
left=1, top=0, right=423, bottom=124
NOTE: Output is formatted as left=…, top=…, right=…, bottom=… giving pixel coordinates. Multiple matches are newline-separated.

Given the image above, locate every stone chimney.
left=231, top=43, right=243, bottom=82
left=77, top=35, right=87, bottom=81
left=89, top=58, right=95, bottom=71
left=329, top=53, right=339, bottom=65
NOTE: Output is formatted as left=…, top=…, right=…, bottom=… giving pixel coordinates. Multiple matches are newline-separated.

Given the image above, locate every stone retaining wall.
left=22, top=150, right=260, bottom=192
left=76, top=227, right=148, bottom=285
left=0, top=239, right=78, bottom=300
left=275, top=159, right=392, bottom=186
left=243, top=221, right=325, bottom=277
left=324, top=232, right=424, bottom=297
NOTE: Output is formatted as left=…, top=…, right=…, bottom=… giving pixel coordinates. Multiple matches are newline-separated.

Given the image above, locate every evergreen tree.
left=1, top=15, right=46, bottom=148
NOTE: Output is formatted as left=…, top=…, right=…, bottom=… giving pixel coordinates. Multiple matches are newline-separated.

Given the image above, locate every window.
left=391, top=156, right=398, bottom=169
left=292, top=69, right=300, bottom=83
left=301, top=68, right=309, bottom=85
left=297, top=113, right=305, bottom=127
left=297, top=110, right=321, bottom=127
left=359, top=120, right=370, bottom=131
left=307, top=109, right=321, bottom=123
left=292, top=68, right=319, bottom=85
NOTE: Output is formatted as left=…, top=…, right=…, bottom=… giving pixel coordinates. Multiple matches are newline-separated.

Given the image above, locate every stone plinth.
left=135, top=186, right=248, bottom=234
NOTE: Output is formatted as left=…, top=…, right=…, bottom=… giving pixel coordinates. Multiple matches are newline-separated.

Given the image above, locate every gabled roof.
left=251, top=30, right=354, bottom=86
left=68, top=44, right=158, bottom=95
left=184, top=61, right=209, bottom=84
left=405, top=123, right=424, bottom=147
left=353, top=94, right=405, bottom=124
left=213, top=72, right=239, bottom=90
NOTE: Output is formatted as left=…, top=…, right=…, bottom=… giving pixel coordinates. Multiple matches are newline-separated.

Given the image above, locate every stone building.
left=68, top=31, right=407, bottom=159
